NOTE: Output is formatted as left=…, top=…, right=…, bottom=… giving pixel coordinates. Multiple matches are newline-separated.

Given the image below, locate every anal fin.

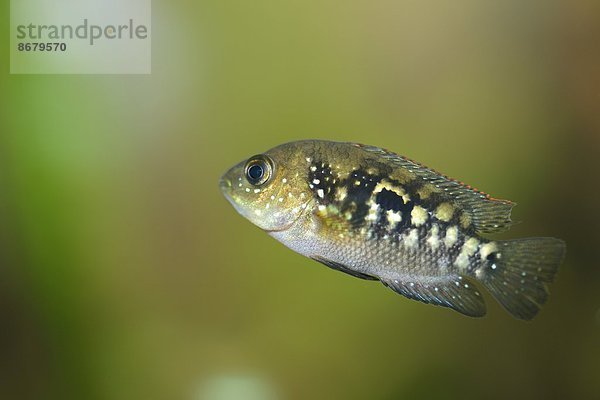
left=382, top=275, right=487, bottom=317
left=311, top=256, right=378, bottom=280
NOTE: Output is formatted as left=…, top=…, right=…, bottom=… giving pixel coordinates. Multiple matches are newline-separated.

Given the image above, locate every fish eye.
left=244, top=155, right=273, bottom=186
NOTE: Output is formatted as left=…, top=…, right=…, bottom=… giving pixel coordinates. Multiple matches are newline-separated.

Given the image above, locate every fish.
left=219, top=140, right=566, bottom=320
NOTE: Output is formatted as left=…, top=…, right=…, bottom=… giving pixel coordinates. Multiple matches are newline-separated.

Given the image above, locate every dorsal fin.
left=353, top=143, right=515, bottom=234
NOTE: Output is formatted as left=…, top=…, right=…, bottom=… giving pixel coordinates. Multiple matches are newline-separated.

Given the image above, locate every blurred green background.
left=1, top=1, right=599, bottom=399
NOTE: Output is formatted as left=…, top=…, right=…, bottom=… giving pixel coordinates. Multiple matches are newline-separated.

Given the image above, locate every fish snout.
left=219, top=176, right=233, bottom=194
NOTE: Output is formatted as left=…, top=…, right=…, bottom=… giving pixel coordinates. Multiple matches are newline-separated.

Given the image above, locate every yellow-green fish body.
left=220, top=140, right=565, bottom=320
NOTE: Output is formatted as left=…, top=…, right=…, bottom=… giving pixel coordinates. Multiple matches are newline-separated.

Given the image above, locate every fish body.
left=220, top=140, right=565, bottom=320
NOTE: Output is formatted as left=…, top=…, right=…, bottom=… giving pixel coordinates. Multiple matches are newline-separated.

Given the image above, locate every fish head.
left=220, top=143, right=312, bottom=232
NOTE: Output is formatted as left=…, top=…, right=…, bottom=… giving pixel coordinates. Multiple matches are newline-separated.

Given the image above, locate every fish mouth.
left=219, top=177, right=240, bottom=212
left=219, top=177, right=232, bottom=194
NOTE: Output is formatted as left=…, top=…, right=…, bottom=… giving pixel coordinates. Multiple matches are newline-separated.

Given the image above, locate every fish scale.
left=307, top=161, right=470, bottom=272
left=220, top=140, right=566, bottom=320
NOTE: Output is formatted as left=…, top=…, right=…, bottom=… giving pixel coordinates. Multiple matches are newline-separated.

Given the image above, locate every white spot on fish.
left=317, top=189, right=325, bottom=198
left=480, top=242, right=498, bottom=260
left=444, top=226, right=458, bottom=248
left=386, top=210, right=402, bottom=225
left=373, top=180, right=404, bottom=196
left=245, top=188, right=251, bottom=193
left=463, top=237, right=480, bottom=256
left=404, top=229, right=419, bottom=248
left=278, top=197, right=284, bottom=202
left=312, top=179, right=320, bottom=185
left=411, top=205, right=428, bottom=226
left=254, top=188, right=261, bottom=193
left=435, top=202, right=454, bottom=222
left=475, top=268, right=484, bottom=279
left=270, top=195, right=275, bottom=200
left=365, top=202, right=379, bottom=221
left=305, top=157, right=311, bottom=162
left=454, top=237, right=479, bottom=271
left=454, top=253, right=469, bottom=271
left=282, top=178, right=287, bottom=183
left=310, top=166, right=317, bottom=172
left=426, top=224, right=440, bottom=250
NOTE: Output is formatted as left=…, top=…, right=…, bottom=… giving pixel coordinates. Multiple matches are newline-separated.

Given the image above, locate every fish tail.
left=479, top=237, right=565, bottom=320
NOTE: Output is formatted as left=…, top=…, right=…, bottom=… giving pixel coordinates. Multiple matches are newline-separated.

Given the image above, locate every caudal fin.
left=480, top=237, right=565, bottom=320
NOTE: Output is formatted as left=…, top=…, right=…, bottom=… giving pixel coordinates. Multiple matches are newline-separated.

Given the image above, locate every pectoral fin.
left=311, top=256, right=378, bottom=280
